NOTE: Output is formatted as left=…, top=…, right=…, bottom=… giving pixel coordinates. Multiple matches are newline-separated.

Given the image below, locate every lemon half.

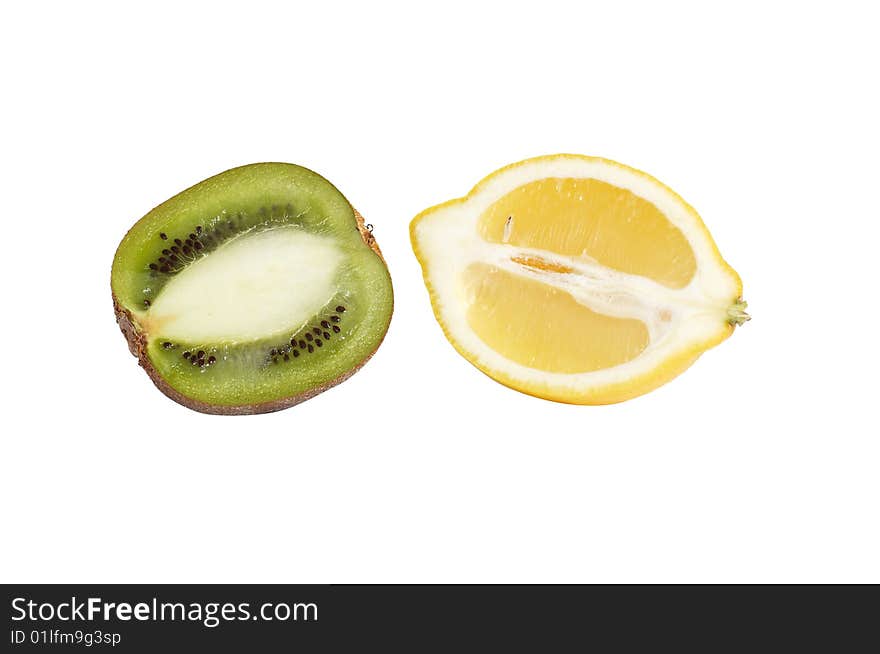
left=410, top=154, right=748, bottom=404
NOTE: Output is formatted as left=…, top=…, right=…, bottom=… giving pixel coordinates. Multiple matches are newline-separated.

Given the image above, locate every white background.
left=2, top=1, right=878, bottom=583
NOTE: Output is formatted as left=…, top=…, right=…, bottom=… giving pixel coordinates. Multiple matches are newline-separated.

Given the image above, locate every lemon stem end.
left=727, top=299, right=751, bottom=326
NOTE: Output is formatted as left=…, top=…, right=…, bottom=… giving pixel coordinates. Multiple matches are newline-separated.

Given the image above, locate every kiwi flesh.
left=111, top=163, right=393, bottom=414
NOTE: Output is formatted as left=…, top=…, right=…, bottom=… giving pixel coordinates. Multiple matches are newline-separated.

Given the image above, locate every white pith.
left=147, top=227, right=342, bottom=343
left=413, top=157, right=740, bottom=392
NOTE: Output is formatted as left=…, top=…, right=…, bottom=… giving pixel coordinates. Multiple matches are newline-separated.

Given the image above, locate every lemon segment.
left=479, top=177, right=697, bottom=289
left=463, top=264, right=649, bottom=373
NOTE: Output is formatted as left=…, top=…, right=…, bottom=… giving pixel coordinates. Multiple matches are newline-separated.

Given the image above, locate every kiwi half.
left=111, top=163, right=393, bottom=414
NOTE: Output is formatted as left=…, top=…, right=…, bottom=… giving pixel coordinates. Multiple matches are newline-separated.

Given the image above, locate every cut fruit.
left=410, top=154, right=747, bottom=404
left=112, top=163, right=393, bottom=414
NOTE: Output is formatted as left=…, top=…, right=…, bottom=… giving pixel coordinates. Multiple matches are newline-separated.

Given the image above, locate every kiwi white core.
left=147, top=227, right=343, bottom=343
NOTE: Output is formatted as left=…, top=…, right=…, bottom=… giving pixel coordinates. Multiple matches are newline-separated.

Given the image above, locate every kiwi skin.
left=112, top=209, right=391, bottom=415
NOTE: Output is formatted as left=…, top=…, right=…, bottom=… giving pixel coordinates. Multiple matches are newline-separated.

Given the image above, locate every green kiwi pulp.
left=111, top=163, right=393, bottom=414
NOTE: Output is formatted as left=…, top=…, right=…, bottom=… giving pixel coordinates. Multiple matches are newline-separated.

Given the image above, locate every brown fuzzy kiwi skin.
left=112, top=209, right=391, bottom=415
